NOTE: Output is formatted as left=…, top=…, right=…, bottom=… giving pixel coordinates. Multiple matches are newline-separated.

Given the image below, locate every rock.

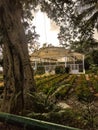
left=56, top=102, right=70, bottom=109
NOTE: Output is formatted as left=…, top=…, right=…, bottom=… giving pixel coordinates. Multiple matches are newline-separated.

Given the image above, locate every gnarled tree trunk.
left=0, top=0, right=36, bottom=115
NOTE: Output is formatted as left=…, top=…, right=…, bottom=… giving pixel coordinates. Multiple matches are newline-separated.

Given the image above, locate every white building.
left=30, top=47, right=85, bottom=74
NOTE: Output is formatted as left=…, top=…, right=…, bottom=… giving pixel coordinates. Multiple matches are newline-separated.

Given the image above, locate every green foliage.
left=77, top=93, right=97, bottom=129
left=75, top=76, right=92, bottom=102
left=77, top=89, right=94, bottom=103
left=75, top=0, right=98, bottom=30
left=65, top=66, right=70, bottom=73
left=89, top=74, right=98, bottom=92
left=55, top=75, right=76, bottom=100
left=55, top=85, right=68, bottom=100
left=48, top=109, right=82, bottom=126
left=89, top=64, right=98, bottom=74
left=84, top=50, right=98, bottom=72
left=27, top=74, right=98, bottom=129
left=28, top=108, right=85, bottom=129
left=35, top=66, right=45, bottom=75
left=41, top=74, right=68, bottom=94
left=84, top=56, right=91, bottom=70
left=55, top=66, right=65, bottom=74
left=36, top=74, right=77, bottom=101
left=27, top=92, right=55, bottom=113
left=36, top=74, right=61, bottom=88
left=0, top=86, right=4, bottom=95
left=91, top=50, right=98, bottom=65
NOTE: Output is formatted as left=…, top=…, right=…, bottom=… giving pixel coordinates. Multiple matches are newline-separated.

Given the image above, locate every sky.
left=33, top=10, right=98, bottom=47
left=93, top=29, right=98, bottom=41
left=33, top=10, right=60, bottom=47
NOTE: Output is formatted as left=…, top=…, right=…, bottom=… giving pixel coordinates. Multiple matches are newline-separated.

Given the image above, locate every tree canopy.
left=75, top=0, right=98, bottom=30
left=0, top=0, right=98, bottom=116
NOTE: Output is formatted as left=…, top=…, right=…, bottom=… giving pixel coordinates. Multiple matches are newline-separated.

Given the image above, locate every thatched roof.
left=30, top=47, right=84, bottom=61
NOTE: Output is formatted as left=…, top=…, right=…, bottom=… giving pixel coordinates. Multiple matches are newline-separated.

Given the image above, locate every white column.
left=78, top=64, right=79, bottom=73
left=65, top=56, right=67, bottom=67
left=35, top=61, right=37, bottom=70
left=70, top=64, right=72, bottom=73
left=83, top=55, right=85, bottom=74
left=74, top=56, right=76, bottom=70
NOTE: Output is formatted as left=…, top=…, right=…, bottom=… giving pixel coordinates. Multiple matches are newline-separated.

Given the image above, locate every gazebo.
left=30, top=47, right=85, bottom=74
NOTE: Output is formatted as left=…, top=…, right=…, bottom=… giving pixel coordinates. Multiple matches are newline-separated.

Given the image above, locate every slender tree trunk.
left=0, top=0, right=36, bottom=114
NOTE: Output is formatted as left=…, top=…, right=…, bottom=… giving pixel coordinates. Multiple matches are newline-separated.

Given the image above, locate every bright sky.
left=33, top=10, right=98, bottom=47
left=93, top=29, right=98, bottom=41
left=33, top=10, right=60, bottom=47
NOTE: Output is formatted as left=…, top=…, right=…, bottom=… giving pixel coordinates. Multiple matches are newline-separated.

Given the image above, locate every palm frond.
left=81, top=0, right=98, bottom=5
left=79, top=5, right=96, bottom=19
left=95, top=23, right=98, bottom=30
left=76, top=0, right=98, bottom=29
left=87, top=11, right=98, bottom=25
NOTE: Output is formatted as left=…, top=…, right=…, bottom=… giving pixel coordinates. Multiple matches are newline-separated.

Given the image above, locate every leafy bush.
left=28, top=108, right=85, bottom=129
left=35, top=66, right=45, bottom=75
left=65, top=66, right=70, bottom=73
left=27, top=92, right=55, bottom=113
left=84, top=56, right=91, bottom=70
left=89, top=64, right=98, bottom=74
left=55, top=66, right=65, bottom=74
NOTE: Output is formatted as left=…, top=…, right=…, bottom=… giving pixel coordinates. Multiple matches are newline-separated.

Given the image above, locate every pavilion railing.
left=0, top=112, right=81, bottom=130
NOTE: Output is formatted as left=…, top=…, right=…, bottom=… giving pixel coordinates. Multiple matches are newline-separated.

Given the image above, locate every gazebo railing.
left=0, top=112, right=81, bottom=130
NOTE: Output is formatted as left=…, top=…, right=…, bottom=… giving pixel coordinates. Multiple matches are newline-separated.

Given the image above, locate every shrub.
left=89, top=64, right=98, bottom=74
left=55, top=66, right=65, bottom=74
left=35, top=66, right=45, bottom=75
left=65, top=66, right=70, bottom=73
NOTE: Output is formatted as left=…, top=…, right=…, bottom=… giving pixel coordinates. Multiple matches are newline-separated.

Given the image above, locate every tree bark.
left=0, top=0, right=36, bottom=114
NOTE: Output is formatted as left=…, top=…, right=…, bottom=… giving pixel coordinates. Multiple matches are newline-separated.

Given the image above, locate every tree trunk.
left=0, top=0, right=36, bottom=115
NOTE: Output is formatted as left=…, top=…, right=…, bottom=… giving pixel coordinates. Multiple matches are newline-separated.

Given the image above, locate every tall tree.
left=40, top=0, right=98, bottom=52
left=75, top=0, right=98, bottom=30
left=27, top=26, right=40, bottom=53
left=0, top=0, right=38, bottom=115
left=71, top=0, right=98, bottom=52
left=1, top=0, right=97, bottom=115
left=0, top=0, right=72, bottom=115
